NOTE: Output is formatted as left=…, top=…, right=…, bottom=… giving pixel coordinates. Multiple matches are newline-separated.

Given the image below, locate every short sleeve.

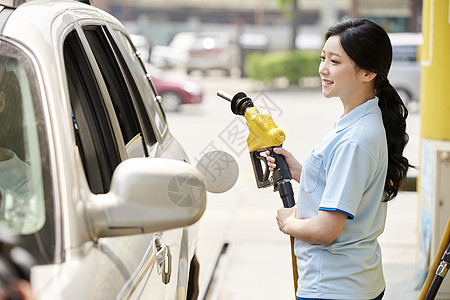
left=320, top=142, right=376, bottom=219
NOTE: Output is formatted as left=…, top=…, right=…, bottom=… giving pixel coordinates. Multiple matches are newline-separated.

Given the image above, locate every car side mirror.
left=87, top=158, right=206, bottom=238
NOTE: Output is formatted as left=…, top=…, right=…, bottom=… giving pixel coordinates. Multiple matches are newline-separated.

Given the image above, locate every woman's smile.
left=322, top=78, right=334, bottom=87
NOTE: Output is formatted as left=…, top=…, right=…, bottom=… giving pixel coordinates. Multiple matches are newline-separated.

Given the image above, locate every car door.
left=0, top=36, right=56, bottom=269
left=105, top=27, right=196, bottom=299
left=63, top=25, right=174, bottom=299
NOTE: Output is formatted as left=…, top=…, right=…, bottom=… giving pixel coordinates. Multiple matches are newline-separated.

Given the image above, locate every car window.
left=64, top=30, right=121, bottom=194
left=113, top=30, right=167, bottom=141
left=389, top=33, right=422, bottom=62
left=83, top=26, right=145, bottom=151
left=0, top=39, right=55, bottom=264
left=392, top=44, right=417, bottom=62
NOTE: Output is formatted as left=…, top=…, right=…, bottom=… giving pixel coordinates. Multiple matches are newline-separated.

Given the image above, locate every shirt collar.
left=334, top=97, right=380, bottom=132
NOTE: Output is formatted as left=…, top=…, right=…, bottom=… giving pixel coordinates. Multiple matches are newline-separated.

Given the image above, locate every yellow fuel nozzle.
left=245, top=107, right=286, bottom=152
left=218, top=90, right=291, bottom=189
left=217, top=90, right=286, bottom=151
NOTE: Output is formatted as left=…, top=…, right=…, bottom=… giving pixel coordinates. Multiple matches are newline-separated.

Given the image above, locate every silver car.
left=170, top=32, right=240, bottom=76
left=388, top=33, right=422, bottom=111
left=0, top=0, right=207, bottom=298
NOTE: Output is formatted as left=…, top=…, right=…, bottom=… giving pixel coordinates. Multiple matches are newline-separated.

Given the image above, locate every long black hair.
left=326, top=18, right=410, bottom=201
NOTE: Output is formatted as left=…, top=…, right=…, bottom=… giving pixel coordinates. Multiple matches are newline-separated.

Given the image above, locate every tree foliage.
left=244, top=50, right=321, bottom=85
left=276, top=0, right=295, bottom=20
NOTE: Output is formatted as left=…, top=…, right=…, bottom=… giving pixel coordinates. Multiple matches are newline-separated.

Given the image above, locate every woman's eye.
left=331, top=60, right=338, bottom=64
left=320, top=56, right=325, bottom=60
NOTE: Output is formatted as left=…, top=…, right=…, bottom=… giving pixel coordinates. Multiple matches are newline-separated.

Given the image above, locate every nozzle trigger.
left=250, top=149, right=272, bottom=188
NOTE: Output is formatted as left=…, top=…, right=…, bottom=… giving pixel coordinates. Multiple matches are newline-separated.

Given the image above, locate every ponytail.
left=377, top=79, right=411, bottom=201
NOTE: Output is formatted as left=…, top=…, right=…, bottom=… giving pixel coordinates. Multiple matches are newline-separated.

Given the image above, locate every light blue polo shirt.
left=295, top=97, right=388, bottom=300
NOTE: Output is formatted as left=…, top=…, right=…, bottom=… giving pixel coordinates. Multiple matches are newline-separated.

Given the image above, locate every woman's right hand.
left=265, top=147, right=302, bottom=183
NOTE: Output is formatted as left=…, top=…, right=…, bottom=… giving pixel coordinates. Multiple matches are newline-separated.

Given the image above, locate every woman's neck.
left=341, top=88, right=376, bottom=115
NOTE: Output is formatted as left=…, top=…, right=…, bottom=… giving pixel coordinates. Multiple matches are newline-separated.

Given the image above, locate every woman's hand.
left=276, top=205, right=297, bottom=235
left=265, top=147, right=302, bottom=183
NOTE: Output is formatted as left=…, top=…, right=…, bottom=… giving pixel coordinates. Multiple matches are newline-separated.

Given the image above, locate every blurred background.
left=90, top=0, right=422, bottom=113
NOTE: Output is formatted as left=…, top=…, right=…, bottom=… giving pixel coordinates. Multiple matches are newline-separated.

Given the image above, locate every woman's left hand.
left=276, top=205, right=297, bottom=235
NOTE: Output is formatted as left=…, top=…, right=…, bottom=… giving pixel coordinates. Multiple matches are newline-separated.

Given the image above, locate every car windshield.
left=0, top=40, right=55, bottom=264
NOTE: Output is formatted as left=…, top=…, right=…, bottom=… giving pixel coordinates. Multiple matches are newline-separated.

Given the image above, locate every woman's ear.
left=362, top=70, right=377, bottom=82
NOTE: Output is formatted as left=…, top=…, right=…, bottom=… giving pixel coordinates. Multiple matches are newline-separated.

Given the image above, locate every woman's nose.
left=318, top=62, right=327, bottom=76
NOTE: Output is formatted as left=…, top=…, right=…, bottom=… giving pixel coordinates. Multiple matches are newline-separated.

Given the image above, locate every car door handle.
left=118, top=234, right=172, bottom=299
left=154, top=236, right=172, bottom=285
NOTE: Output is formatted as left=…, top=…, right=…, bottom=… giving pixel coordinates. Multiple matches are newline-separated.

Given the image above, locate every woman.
left=267, top=19, right=410, bottom=299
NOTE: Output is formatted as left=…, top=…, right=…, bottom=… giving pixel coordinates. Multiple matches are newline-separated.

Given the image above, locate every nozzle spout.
left=218, top=90, right=254, bottom=116
left=217, top=90, right=232, bottom=102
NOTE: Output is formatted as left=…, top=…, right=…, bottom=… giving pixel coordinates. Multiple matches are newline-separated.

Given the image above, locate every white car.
left=171, top=32, right=241, bottom=76
left=388, top=32, right=423, bottom=111
left=0, top=0, right=207, bottom=298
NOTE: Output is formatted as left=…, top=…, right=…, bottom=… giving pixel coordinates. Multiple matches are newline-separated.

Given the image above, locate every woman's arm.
left=277, top=207, right=347, bottom=244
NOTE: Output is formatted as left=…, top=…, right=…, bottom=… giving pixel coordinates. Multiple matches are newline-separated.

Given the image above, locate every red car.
left=145, top=63, right=203, bottom=112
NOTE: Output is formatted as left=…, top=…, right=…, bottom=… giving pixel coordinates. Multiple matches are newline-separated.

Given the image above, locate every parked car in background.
left=149, top=43, right=190, bottom=70
left=130, top=34, right=152, bottom=63
left=0, top=0, right=206, bottom=298
left=170, top=31, right=240, bottom=76
left=145, top=63, right=203, bottom=112
left=388, top=32, right=423, bottom=112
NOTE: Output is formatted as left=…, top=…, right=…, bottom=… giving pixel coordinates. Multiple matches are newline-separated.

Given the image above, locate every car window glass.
left=392, top=45, right=417, bottom=62
left=0, top=45, right=47, bottom=236
left=0, top=40, right=55, bottom=265
left=63, top=30, right=121, bottom=194
left=113, top=30, right=167, bottom=140
left=83, top=26, right=144, bottom=149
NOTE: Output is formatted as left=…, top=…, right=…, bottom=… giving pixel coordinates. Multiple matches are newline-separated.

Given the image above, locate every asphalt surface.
left=166, top=76, right=422, bottom=300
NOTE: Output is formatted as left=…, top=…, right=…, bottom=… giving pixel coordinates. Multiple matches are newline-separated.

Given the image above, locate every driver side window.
left=64, top=30, right=121, bottom=194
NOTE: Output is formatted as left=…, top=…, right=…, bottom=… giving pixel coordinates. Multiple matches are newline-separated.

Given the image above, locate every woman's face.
left=319, top=35, right=366, bottom=100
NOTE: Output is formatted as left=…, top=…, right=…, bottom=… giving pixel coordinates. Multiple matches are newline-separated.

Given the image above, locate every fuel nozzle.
left=217, top=90, right=254, bottom=116
left=218, top=90, right=295, bottom=208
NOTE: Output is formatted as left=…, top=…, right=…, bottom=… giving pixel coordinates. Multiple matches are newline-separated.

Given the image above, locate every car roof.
left=0, top=0, right=126, bottom=115
left=0, top=0, right=90, bottom=8
left=388, top=32, right=423, bottom=46
left=0, top=0, right=26, bottom=8
left=0, top=0, right=124, bottom=48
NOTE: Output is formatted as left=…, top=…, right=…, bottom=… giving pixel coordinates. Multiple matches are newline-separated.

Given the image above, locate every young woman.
left=267, top=19, right=410, bottom=299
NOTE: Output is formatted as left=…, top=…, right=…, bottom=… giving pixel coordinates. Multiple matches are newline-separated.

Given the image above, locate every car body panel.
left=0, top=1, right=205, bottom=298
left=389, top=61, right=421, bottom=102
left=388, top=33, right=422, bottom=106
left=152, top=74, right=203, bottom=105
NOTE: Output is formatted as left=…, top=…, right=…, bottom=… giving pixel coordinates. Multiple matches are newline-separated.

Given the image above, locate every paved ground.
left=167, top=76, right=423, bottom=299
